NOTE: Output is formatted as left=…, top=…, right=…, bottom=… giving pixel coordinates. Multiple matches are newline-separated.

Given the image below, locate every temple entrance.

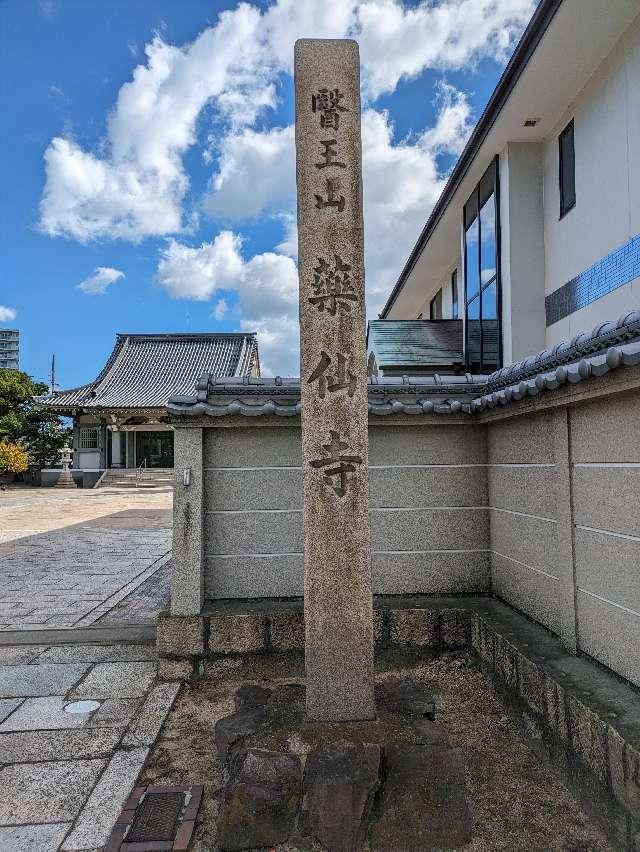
left=136, top=430, right=174, bottom=468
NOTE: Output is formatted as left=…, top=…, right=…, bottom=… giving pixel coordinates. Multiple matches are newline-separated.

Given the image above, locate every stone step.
left=97, top=468, right=174, bottom=489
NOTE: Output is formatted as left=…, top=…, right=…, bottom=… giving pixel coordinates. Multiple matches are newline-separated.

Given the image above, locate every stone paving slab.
left=0, top=759, right=106, bottom=824
left=0, top=639, right=180, bottom=851
left=88, top=697, right=142, bottom=728
left=0, top=697, right=22, bottom=724
left=61, top=747, right=149, bottom=851
left=121, top=682, right=181, bottom=748
left=0, top=696, right=95, bottom=731
left=0, top=645, right=46, bottom=664
left=0, top=726, right=124, bottom=763
left=71, top=661, right=157, bottom=700
left=0, top=663, right=89, bottom=698
left=36, top=643, right=157, bottom=664
left=0, top=822, right=72, bottom=852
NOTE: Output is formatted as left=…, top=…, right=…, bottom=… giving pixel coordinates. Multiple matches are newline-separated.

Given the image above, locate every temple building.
left=39, top=332, right=259, bottom=483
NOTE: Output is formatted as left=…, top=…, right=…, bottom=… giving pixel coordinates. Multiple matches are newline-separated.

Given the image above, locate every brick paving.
left=0, top=487, right=172, bottom=631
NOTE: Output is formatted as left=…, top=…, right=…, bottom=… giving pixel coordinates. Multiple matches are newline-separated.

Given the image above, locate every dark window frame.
left=462, top=155, right=502, bottom=373
left=451, top=269, right=459, bottom=319
left=429, top=288, right=443, bottom=320
left=559, top=118, right=576, bottom=218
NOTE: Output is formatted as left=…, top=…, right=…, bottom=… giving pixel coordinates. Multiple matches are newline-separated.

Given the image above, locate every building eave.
left=379, top=0, right=563, bottom=319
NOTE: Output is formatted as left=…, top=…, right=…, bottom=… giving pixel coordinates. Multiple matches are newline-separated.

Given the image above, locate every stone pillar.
left=294, top=39, right=375, bottom=721
left=110, top=428, right=122, bottom=468
left=171, top=426, right=204, bottom=615
left=552, top=407, right=578, bottom=652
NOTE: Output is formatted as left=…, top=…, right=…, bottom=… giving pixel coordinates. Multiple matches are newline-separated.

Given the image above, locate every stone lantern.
left=56, top=445, right=77, bottom=489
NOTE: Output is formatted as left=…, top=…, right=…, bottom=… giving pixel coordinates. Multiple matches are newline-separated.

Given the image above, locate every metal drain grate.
left=106, top=784, right=203, bottom=852
left=126, top=791, right=184, bottom=842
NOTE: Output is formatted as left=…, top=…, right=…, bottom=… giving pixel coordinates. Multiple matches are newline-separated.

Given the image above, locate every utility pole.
left=50, top=354, right=56, bottom=394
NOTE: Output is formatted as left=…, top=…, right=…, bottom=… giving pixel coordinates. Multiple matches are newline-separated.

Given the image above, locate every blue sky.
left=0, top=0, right=535, bottom=386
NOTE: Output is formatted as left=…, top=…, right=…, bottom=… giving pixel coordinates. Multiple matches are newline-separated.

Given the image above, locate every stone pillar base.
left=214, top=679, right=471, bottom=851
left=56, top=469, right=77, bottom=489
left=156, top=612, right=205, bottom=680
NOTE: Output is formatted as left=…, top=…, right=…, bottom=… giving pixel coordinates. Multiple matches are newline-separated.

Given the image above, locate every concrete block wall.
left=486, top=389, right=640, bottom=688
left=486, top=411, right=561, bottom=634
left=569, top=394, right=640, bottom=687
left=201, top=420, right=490, bottom=600
left=171, top=372, right=640, bottom=689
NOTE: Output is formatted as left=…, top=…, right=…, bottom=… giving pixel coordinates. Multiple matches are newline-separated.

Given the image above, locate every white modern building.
left=378, top=0, right=640, bottom=374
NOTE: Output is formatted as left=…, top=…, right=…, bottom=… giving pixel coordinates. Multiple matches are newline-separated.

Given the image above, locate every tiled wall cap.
left=167, top=336, right=640, bottom=418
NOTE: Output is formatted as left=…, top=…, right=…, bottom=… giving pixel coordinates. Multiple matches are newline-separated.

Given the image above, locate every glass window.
left=464, top=212, right=479, bottom=301
left=479, top=194, right=496, bottom=288
left=429, top=289, right=442, bottom=320
left=451, top=269, right=458, bottom=319
left=559, top=119, right=575, bottom=217
left=463, top=157, right=501, bottom=372
left=466, top=296, right=481, bottom=369
left=481, top=281, right=499, bottom=372
left=79, top=427, right=99, bottom=450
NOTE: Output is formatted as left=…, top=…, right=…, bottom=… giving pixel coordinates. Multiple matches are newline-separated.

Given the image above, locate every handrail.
left=136, top=457, right=147, bottom=488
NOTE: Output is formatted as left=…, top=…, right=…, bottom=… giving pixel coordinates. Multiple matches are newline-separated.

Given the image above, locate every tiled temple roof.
left=167, top=312, right=640, bottom=418
left=39, top=333, right=258, bottom=413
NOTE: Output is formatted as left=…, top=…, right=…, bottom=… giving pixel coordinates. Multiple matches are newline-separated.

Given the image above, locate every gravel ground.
left=142, top=651, right=614, bottom=851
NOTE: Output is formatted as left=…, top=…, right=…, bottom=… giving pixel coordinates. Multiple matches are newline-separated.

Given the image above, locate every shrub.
left=0, top=441, right=29, bottom=474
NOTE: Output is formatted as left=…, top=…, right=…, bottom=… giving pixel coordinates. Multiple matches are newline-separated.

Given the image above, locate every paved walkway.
left=0, top=488, right=172, bottom=631
left=0, top=642, right=179, bottom=851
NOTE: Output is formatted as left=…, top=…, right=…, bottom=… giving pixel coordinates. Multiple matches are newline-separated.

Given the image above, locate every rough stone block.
left=566, top=696, right=608, bottom=784
left=440, top=609, right=470, bottom=648
left=388, top=608, right=438, bottom=647
left=470, top=615, right=481, bottom=653
left=495, top=637, right=519, bottom=691
left=608, top=727, right=640, bottom=818
left=373, top=609, right=385, bottom=647
left=158, top=658, right=194, bottom=681
left=544, top=676, right=568, bottom=742
left=475, top=618, right=496, bottom=667
left=269, top=612, right=304, bottom=651
left=375, top=677, right=435, bottom=721
left=267, top=684, right=306, bottom=729
left=235, top=684, right=272, bottom=711
left=369, top=743, right=471, bottom=850
left=300, top=740, right=380, bottom=852
left=218, top=749, right=302, bottom=851
left=157, top=614, right=204, bottom=657
left=214, top=706, right=267, bottom=762
left=517, top=655, right=545, bottom=717
left=208, top=614, right=267, bottom=654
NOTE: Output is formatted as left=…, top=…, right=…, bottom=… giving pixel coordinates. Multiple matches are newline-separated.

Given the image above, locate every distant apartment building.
left=0, top=329, right=19, bottom=370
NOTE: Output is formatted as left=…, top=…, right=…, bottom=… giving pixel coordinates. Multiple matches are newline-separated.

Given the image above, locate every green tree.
left=0, top=370, right=70, bottom=468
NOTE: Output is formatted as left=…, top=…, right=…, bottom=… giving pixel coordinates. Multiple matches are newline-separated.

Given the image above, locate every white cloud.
left=355, top=0, right=535, bottom=98
left=0, top=306, right=17, bottom=322
left=40, top=5, right=274, bottom=242
left=40, top=0, right=533, bottom=371
left=157, top=231, right=299, bottom=375
left=76, top=266, right=124, bottom=295
left=203, top=86, right=473, bottom=319
left=39, top=0, right=533, bottom=243
left=158, top=86, right=473, bottom=373
left=212, top=298, right=228, bottom=320
left=204, top=125, right=295, bottom=221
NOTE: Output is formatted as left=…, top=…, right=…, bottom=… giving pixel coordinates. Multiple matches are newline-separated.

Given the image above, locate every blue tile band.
left=546, top=234, right=640, bottom=326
